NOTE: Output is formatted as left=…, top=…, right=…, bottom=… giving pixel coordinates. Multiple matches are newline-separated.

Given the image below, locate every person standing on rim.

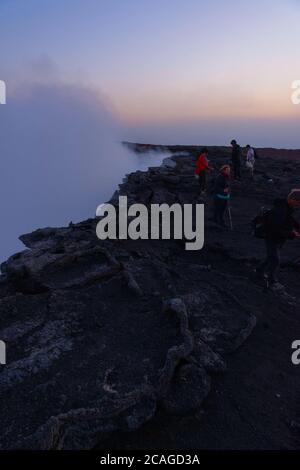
left=213, top=165, right=231, bottom=227
left=194, top=147, right=213, bottom=195
left=255, top=190, right=300, bottom=290
left=231, top=139, right=242, bottom=180
left=245, top=144, right=255, bottom=178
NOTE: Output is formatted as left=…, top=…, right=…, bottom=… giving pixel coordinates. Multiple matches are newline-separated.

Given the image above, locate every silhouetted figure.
left=255, top=190, right=300, bottom=289
left=213, top=165, right=231, bottom=226
left=231, top=139, right=242, bottom=180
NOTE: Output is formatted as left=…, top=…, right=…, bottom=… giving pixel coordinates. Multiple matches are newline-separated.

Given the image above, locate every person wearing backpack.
left=213, top=165, right=231, bottom=226
left=195, top=147, right=213, bottom=195
left=231, top=139, right=242, bottom=181
left=254, top=190, right=300, bottom=289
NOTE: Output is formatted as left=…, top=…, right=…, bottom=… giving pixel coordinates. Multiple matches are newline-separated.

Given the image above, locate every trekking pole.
left=227, top=202, right=233, bottom=230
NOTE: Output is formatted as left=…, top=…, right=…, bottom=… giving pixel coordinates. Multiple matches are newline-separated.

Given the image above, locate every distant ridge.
left=123, top=142, right=300, bottom=160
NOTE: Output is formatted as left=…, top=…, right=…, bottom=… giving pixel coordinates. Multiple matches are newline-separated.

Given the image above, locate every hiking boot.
left=250, top=269, right=268, bottom=288
left=269, top=281, right=285, bottom=293
left=254, top=268, right=266, bottom=279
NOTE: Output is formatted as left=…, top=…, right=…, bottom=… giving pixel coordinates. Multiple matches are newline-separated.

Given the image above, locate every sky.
left=0, top=0, right=300, bottom=262
left=1, top=0, right=300, bottom=146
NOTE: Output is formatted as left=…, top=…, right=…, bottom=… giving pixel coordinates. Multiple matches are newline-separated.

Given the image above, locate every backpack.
left=251, top=207, right=272, bottom=238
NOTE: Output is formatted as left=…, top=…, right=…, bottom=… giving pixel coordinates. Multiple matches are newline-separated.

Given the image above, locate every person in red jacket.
left=195, top=147, right=213, bottom=194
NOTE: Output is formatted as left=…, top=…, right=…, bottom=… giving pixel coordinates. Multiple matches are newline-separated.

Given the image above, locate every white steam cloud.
left=0, top=81, right=137, bottom=263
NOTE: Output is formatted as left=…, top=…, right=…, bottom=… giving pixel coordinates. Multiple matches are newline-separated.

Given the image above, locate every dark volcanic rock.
left=162, top=364, right=211, bottom=416
left=0, top=145, right=300, bottom=449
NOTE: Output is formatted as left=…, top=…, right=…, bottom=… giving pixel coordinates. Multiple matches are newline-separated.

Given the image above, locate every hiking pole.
left=227, top=202, right=233, bottom=230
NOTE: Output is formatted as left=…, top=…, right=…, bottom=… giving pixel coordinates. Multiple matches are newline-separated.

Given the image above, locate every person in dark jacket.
left=231, top=139, right=242, bottom=180
left=213, top=165, right=231, bottom=226
left=256, top=190, right=300, bottom=288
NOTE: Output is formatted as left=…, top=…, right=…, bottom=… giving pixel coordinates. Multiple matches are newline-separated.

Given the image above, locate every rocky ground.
left=0, top=145, right=300, bottom=449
